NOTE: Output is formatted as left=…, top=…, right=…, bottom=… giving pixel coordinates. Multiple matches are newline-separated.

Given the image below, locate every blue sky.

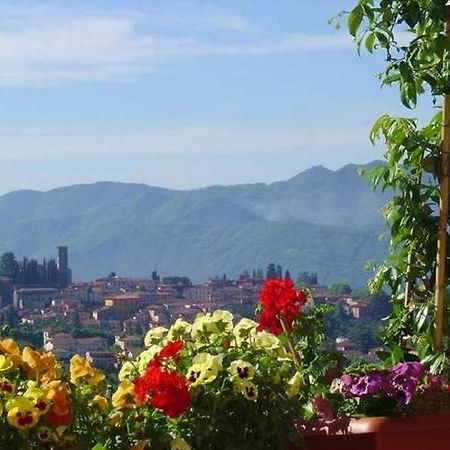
left=0, top=0, right=411, bottom=194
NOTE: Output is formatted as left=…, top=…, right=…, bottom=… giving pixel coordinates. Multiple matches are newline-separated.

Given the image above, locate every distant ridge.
left=0, top=161, right=389, bottom=286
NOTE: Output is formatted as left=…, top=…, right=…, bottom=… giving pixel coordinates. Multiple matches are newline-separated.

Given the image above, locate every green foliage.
left=348, top=0, right=449, bottom=108
left=0, top=252, right=19, bottom=280
left=266, top=263, right=277, bottom=279
left=297, top=271, right=318, bottom=287
left=328, top=283, right=352, bottom=295
left=323, top=292, right=391, bottom=354
left=162, top=276, right=191, bottom=286
left=346, top=0, right=450, bottom=363
left=151, top=270, right=160, bottom=281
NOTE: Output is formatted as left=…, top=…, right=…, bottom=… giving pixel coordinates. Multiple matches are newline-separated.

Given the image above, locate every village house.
left=13, top=287, right=60, bottom=310
left=43, top=331, right=108, bottom=360
left=104, top=292, right=143, bottom=321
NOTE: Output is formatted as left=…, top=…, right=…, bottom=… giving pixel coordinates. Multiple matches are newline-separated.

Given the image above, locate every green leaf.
left=417, top=335, right=431, bottom=360
left=361, top=3, right=375, bottom=24
left=375, top=350, right=391, bottom=362
left=375, top=31, right=389, bottom=48
left=415, top=305, right=428, bottom=332
left=430, top=352, right=447, bottom=374
left=389, top=344, right=404, bottom=363
left=365, top=33, right=376, bottom=53
left=400, top=82, right=412, bottom=108
left=369, top=114, right=390, bottom=144
left=92, top=445, right=107, bottom=450
left=348, top=5, right=364, bottom=37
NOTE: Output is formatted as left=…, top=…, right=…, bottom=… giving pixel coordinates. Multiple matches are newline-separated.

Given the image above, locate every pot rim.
left=297, top=412, right=450, bottom=436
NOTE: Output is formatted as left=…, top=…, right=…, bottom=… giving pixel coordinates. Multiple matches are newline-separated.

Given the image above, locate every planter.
left=297, top=412, right=450, bottom=450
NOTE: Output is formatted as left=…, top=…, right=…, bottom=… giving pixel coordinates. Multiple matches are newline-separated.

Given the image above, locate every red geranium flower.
left=133, top=340, right=191, bottom=418
left=134, top=364, right=191, bottom=418
left=153, top=340, right=183, bottom=364
left=148, top=367, right=191, bottom=418
left=257, top=278, right=307, bottom=335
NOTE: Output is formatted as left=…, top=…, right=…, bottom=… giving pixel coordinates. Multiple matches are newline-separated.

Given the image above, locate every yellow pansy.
left=37, top=426, right=54, bottom=442
left=137, top=345, right=161, bottom=374
left=235, top=380, right=258, bottom=401
left=89, top=394, right=108, bottom=413
left=22, top=347, right=60, bottom=381
left=250, top=330, right=291, bottom=360
left=285, top=372, right=302, bottom=398
left=191, top=313, right=216, bottom=342
left=167, top=319, right=191, bottom=341
left=6, top=397, right=40, bottom=430
left=24, top=386, right=51, bottom=415
left=0, top=339, right=22, bottom=368
left=69, top=354, right=92, bottom=381
left=211, top=309, right=234, bottom=333
left=233, top=318, right=257, bottom=346
left=22, top=347, right=45, bottom=372
left=144, top=327, right=168, bottom=347
left=187, top=353, right=222, bottom=386
left=171, top=438, right=191, bottom=450
left=0, top=354, right=13, bottom=372
left=228, top=360, right=256, bottom=381
left=39, top=353, right=61, bottom=382
left=112, top=381, right=138, bottom=409
left=69, top=354, right=105, bottom=385
left=0, top=377, right=15, bottom=394
left=118, top=361, right=136, bottom=382
left=250, top=330, right=281, bottom=351
left=0, top=338, right=20, bottom=355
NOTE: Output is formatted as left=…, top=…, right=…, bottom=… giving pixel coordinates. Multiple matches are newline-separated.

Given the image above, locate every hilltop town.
left=0, top=247, right=387, bottom=375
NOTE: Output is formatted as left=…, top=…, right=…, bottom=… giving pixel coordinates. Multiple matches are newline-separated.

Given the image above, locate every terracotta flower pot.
left=297, top=412, right=450, bottom=450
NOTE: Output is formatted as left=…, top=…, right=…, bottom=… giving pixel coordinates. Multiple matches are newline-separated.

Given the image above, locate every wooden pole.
left=404, top=235, right=416, bottom=307
left=433, top=2, right=450, bottom=351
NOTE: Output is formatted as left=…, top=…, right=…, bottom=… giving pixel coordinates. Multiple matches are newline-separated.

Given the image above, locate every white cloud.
left=137, top=6, right=257, bottom=34
left=0, top=4, right=352, bottom=86
left=0, top=123, right=367, bottom=158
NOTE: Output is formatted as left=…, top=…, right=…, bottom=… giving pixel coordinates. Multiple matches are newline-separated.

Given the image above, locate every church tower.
left=57, top=246, right=71, bottom=287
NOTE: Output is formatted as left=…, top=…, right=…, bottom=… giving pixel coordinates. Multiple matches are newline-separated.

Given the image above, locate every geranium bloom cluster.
left=257, top=278, right=307, bottom=335
left=336, top=362, right=444, bottom=406
left=134, top=340, right=191, bottom=418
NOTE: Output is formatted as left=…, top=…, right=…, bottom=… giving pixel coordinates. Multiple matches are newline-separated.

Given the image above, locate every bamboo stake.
left=404, top=239, right=415, bottom=307
left=433, top=3, right=450, bottom=351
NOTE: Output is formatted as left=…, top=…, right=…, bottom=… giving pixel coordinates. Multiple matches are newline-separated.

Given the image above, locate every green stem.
left=278, top=317, right=302, bottom=370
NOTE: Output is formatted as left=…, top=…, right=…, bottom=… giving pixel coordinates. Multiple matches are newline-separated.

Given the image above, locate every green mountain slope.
left=0, top=162, right=389, bottom=286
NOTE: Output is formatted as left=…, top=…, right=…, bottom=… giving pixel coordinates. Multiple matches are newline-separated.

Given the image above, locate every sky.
left=0, top=0, right=413, bottom=195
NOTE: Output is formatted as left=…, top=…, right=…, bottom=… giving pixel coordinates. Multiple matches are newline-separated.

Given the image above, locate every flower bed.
left=0, top=278, right=449, bottom=449
left=0, top=280, right=308, bottom=449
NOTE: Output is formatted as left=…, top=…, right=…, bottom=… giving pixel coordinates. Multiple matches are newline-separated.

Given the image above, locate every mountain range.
left=0, top=162, right=390, bottom=286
